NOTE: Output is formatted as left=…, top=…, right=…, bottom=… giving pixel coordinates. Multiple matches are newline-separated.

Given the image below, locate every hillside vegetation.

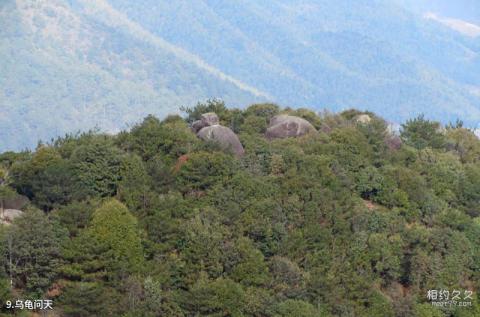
left=0, top=101, right=479, bottom=316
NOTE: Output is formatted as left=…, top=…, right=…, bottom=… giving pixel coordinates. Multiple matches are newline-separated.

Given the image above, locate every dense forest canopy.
left=0, top=100, right=479, bottom=316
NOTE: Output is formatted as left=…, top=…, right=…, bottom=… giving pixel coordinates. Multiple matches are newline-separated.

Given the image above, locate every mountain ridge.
left=2, top=0, right=480, bottom=152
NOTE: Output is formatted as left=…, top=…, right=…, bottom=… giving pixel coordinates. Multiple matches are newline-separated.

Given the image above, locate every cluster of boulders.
left=192, top=113, right=245, bottom=157
left=191, top=112, right=319, bottom=157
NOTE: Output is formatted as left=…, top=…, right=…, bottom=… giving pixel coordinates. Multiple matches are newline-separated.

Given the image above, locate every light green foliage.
left=88, top=199, right=144, bottom=274
left=61, top=199, right=144, bottom=285
left=446, top=128, right=480, bottom=163
left=141, top=276, right=184, bottom=317
left=182, top=99, right=230, bottom=124
left=413, top=303, right=444, bottom=317
left=228, top=237, right=269, bottom=286
left=241, top=115, right=268, bottom=134
left=273, top=299, right=331, bottom=317
left=119, top=115, right=198, bottom=162
left=244, top=103, right=280, bottom=119
left=186, top=276, right=246, bottom=316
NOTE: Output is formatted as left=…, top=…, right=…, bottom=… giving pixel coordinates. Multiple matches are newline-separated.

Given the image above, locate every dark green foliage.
left=244, top=103, right=280, bottom=119
left=58, top=282, right=122, bottom=317
left=175, top=151, right=239, bottom=194
left=184, top=276, right=247, bottom=316
left=3, top=209, right=67, bottom=297
left=55, top=200, right=98, bottom=237
left=117, top=154, right=151, bottom=212
left=181, top=99, right=229, bottom=124
left=401, top=115, right=446, bottom=150
left=273, top=299, right=330, bottom=317
left=70, top=138, right=123, bottom=198
left=1, top=107, right=480, bottom=316
left=10, top=146, right=74, bottom=210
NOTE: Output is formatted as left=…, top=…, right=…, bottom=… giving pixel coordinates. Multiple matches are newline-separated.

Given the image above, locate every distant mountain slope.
left=108, top=0, right=480, bottom=121
left=0, top=0, right=265, bottom=151
left=2, top=0, right=480, bottom=152
left=397, top=0, right=480, bottom=25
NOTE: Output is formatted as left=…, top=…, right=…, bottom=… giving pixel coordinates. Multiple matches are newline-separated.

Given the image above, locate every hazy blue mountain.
left=102, top=0, right=480, bottom=121
left=2, top=0, right=480, bottom=151
left=0, top=0, right=266, bottom=151
left=397, top=0, right=480, bottom=24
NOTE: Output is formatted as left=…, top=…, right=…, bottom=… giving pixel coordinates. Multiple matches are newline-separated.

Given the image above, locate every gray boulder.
left=197, top=125, right=245, bottom=157
left=192, top=120, right=206, bottom=133
left=266, top=115, right=316, bottom=139
left=355, top=114, right=372, bottom=124
left=191, top=112, right=220, bottom=133
left=1, top=209, right=23, bottom=225
left=201, top=112, right=219, bottom=126
left=4, top=195, right=29, bottom=210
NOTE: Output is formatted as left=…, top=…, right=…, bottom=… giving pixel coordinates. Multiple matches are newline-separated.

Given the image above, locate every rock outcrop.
left=355, top=114, right=372, bottom=124
left=197, top=125, right=245, bottom=157
left=3, top=195, right=29, bottom=210
left=265, top=115, right=316, bottom=139
left=192, top=112, right=220, bottom=133
left=0, top=209, right=23, bottom=225
left=192, top=112, right=245, bottom=157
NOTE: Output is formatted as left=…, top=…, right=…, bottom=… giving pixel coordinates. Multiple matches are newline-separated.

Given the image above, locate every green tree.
left=55, top=200, right=98, bottom=237
left=140, top=276, right=184, bottom=317
left=88, top=199, right=144, bottom=277
left=4, top=209, right=67, bottom=296
left=273, top=299, right=330, bottom=317
left=70, top=138, right=123, bottom=198
left=9, top=146, right=74, bottom=210
left=185, top=275, right=246, bottom=316
left=59, top=282, right=122, bottom=317
left=175, top=151, right=239, bottom=194
left=181, top=99, right=229, bottom=124
left=228, top=237, right=269, bottom=287
left=61, top=199, right=144, bottom=284
left=401, top=115, right=446, bottom=149
left=117, top=154, right=151, bottom=213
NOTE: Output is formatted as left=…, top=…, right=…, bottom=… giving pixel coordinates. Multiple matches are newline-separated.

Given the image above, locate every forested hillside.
left=0, top=0, right=266, bottom=151
left=0, top=101, right=479, bottom=316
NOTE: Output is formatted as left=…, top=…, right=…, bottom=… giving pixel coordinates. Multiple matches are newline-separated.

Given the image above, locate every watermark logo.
left=4, top=299, right=53, bottom=311
left=427, top=289, right=473, bottom=307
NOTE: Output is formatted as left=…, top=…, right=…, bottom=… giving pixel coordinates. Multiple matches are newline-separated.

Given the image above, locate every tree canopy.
left=0, top=105, right=478, bottom=316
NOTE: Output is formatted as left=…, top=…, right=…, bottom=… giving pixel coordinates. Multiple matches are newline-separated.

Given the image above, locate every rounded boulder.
left=191, top=112, right=220, bottom=133
left=1, top=209, right=23, bottom=225
left=197, top=125, right=245, bottom=157
left=265, top=115, right=316, bottom=139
